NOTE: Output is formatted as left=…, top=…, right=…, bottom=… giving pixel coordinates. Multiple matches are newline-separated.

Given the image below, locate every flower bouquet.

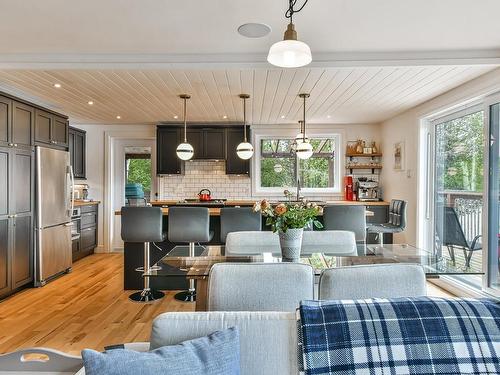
left=253, top=196, right=323, bottom=260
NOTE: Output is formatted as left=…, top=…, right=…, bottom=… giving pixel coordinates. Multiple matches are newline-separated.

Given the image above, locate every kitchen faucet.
left=296, top=177, right=303, bottom=201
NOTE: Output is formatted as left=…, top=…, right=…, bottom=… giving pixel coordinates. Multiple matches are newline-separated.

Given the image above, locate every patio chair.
left=437, top=206, right=481, bottom=268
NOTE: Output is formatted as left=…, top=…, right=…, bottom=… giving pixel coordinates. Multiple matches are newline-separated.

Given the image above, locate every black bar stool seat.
left=121, top=206, right=165, bottom=303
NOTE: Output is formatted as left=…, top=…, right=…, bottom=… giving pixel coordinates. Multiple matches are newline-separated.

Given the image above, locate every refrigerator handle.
left=69, top=165, right=75, bottom=216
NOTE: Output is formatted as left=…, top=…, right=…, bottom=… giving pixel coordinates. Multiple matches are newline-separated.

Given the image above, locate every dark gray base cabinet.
left=72, top=204, right=98, bottom=262
left=69, top=127, right=86, bottom=179
left=0, top=146, right=34, bottom=300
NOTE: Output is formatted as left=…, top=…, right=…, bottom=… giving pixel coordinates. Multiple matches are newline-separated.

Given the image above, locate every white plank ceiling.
left=0, top=66, right=495, bottom=125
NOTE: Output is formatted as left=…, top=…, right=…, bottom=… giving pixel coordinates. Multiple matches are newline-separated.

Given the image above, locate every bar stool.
left=121, top=206, right=165, bottom=303
left=220, top=207, right=262, bottom=243
left=168, top=207, right=213, bottom=302
left=367, top=199, right=407, bottom=245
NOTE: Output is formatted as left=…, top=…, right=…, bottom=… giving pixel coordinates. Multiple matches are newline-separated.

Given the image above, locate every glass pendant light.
left=267, top=0, right=312, bottom=68
left=236, top=94, right=254, bottom=160
left=296, top=93, right=313, bottom=160
left=176, top=94, right=194, bottom=161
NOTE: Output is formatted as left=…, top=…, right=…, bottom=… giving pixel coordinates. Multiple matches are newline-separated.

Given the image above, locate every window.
left=257, top=136, right=339, bottom=193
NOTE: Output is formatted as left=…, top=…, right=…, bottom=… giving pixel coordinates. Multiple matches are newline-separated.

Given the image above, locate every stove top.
left=176, top=199, right=227, bottom=206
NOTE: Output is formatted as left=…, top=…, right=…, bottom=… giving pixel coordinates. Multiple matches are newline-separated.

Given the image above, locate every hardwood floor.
left=0, top=253, right=454, bottom=356
left=0, top=254, right=194, bottom=356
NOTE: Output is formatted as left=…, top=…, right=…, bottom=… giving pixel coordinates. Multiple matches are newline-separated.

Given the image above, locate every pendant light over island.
left=296, top=93, right=313, bottom=160
left=176, top=94, right=194, bottom=161
left=236, top=94, right=254, bottom=160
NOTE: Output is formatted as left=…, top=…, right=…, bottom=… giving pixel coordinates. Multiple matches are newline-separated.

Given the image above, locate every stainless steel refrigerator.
left=35, top=146, right=74, bottom=286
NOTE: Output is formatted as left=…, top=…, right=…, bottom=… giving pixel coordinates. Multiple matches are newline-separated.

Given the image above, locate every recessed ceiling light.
left=223, top=115, right=228, bottom=119
left=173, top=115, right=178, bottom=119
left=237, top=23, right=272, bottom=38
left=281, top=115, right=285, bottom=119
left=327, top=115, right=331, bottom=119
left=116, top=115, right=121, bottom=119
left=87, top=100, right=94, bottom=105
left=53, top=83, right=61, bottom=88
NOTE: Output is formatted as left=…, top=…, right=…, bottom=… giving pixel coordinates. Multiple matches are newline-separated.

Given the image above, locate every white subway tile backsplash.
left=158, top=160, right=251, bottom=199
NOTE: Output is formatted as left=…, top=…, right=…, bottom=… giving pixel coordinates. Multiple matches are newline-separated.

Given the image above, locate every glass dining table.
left=146, top=243, right=483, bottom=310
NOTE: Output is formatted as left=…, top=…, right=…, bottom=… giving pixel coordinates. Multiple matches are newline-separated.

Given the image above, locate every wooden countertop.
left=115, top=207, right=375, bottom=217
left=74, top=200, right=100, bottom=207
left=150, top=200, right=389, bottom=206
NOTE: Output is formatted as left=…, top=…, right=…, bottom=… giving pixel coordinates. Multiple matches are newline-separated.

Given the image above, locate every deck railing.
left=437, top=190, right=483, bottom=243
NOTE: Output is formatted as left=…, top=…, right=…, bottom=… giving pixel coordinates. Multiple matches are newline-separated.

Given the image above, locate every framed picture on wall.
left=394, top=141, right=405, bottom=171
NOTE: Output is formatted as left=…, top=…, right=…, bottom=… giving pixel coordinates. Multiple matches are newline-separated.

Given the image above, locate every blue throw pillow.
left=82, top=327, right=240, bottom=375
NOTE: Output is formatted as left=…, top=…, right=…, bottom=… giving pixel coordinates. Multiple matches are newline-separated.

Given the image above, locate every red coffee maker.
left=344, top=176, right=354, bottom=201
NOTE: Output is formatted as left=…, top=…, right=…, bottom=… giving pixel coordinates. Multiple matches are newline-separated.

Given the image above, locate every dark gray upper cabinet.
left=69, top=127, right=86, bottom=179
left=35, top=109, right=69, bottom=149
left=12, top=102, right=34, bottom=148
left=157, top=127, right=183, bottom=175
left=0, top=96, right=11, bottom=146
left=157, top=125, right=247, bottom=174
left=34, top=110, right=52, bottom=144
left=225, top=127, right=250, bottom=175
left=0, top=97, right=34, bottom=150
left=204, top=129, right=225, bottom=159
left=186, top=129, right=204, bottom=160
left=53, top=116, right=69, bottom=147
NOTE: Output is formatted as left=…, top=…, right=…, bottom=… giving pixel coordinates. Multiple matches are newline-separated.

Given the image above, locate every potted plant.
left=253, top=197, right=323, bottom=261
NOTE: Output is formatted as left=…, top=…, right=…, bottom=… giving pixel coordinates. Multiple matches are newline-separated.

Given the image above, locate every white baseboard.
left=94, top=245, right=106, bottom=253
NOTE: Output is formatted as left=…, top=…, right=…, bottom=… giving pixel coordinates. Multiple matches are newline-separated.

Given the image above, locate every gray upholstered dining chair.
left=302, top=230, right=357, bottom=255
left=168, top=207, right=213, bottom=302
left=225, top=231, right=280, bottom=255
left=367, top=199, right=407, bottom=245
left=121, top=206, right=165, bottom=303
left=318, top=264, right=426, bottom=300
left=225, top=230, right=358, bottom=256
left=322, top=205, right=366, bottom=245
left=207, top=263, right=314, bottom=311
left=220, top=207, right=262, bottom=243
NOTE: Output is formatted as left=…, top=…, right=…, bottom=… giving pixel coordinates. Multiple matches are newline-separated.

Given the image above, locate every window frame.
left=252, top=127, right=343, bottom=196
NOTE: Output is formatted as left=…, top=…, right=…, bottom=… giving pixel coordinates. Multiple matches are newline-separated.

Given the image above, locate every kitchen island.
left=118, top=199, right=391, bottom=290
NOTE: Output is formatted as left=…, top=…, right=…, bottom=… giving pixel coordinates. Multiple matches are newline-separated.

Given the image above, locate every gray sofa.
left=0, top=312, right=297, bottom=375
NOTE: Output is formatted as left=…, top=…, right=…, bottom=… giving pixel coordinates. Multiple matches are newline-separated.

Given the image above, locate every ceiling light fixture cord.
left=285, top=0, right=309, bottom=24
left=302, top=94, right=306, bottom=141
left=183, top=96, right=187, bottom=142
left=243, top=96, right=247, bottom=142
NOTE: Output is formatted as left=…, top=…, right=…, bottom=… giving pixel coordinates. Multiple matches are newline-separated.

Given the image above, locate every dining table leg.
left=195, top=278, right=208, bottom=311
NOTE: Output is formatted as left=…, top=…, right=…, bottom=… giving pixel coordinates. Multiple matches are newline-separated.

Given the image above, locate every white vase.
left=278, top=228, right=304, bottom=261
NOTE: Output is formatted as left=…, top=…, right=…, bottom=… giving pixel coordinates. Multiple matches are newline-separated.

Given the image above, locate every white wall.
left=70, top=124, right=155, bottom=251
left=380, top=67, right=500, bottom=246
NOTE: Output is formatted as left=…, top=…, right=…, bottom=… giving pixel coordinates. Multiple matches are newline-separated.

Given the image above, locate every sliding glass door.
left=432, top=108, right=484, bottom=288
left=487, top=102, right=500, bottom=294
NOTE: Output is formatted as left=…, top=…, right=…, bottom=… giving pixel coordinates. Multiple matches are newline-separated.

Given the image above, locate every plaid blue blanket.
left=298, top=297, right=500, bottom=375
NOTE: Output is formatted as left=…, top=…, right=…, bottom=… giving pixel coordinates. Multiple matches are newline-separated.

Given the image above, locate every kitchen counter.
left=115, top=207, right=375, bottom=217
left=150, top=200, right=389, bottom=207
left=74, top=200, right=100, bottom=207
